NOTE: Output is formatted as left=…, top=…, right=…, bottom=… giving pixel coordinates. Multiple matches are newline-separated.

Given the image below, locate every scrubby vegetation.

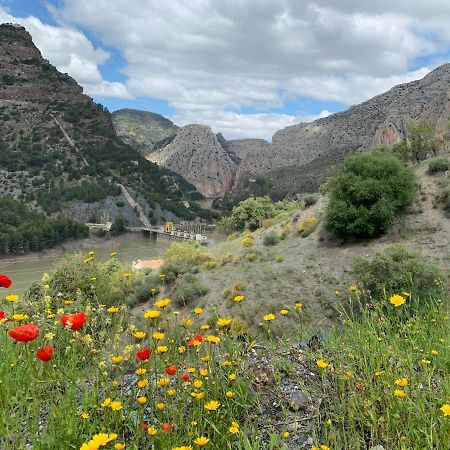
left=0, top=196, right=88, bottom=254
left=326, top=150, right=417, bottom=239
left=428, top=158, right=449, bottom=174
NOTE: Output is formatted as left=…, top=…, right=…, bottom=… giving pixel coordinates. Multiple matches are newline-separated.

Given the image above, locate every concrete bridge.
left=126, top=226, right=208, bottom=244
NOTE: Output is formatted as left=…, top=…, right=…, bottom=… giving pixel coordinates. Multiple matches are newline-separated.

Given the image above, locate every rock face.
left=111, top=109, right=178, bottom=155
left=0, top=23, right=202, bottom=222
left=148, top=124, right=237, bottom=198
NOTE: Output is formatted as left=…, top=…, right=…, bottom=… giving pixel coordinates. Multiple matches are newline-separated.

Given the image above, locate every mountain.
left=0, top=23, right=210, bottom=224
left=111, top=108, right=178, bottom=156
left=117, top=63, right=450, bottom=201
left=148, top=124, right=237, bottom=198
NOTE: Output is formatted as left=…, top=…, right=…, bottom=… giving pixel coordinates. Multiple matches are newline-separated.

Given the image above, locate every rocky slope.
left=148, top=124, right=237, bottom=198
left=111, top=108, right=178, bottom=156
left=0, top=23, right=208, bottom=223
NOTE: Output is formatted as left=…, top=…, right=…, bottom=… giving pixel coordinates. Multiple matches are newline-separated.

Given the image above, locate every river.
left=0, top=233, right=169, bottom=296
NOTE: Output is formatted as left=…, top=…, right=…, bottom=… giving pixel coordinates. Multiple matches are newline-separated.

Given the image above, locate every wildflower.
left=114, top=444, right=125, bottom=450
left=431, top=349, right=438, bottom=355
left=205, top=335, right=220, bottom=343
left=229, top=422, right=240, bottom=434
left=199, top=368, right=208, bottom=376
left=233, top=295, right=245, bottom=303
left=158, top=377, right=170, bottom=388
left=8, top=324, right=40, bottom=342
left=374, top=370, right=384, bottom=377
left=226, top=391, right=234, bottom=398
left=172, top=447, right=193, bottom=450
left=216, top=318, right=232, bottom=327
left=263, top=313, right=275, bottom=321
left=421, top=359, right=431, bottom=365
left=133, top=331, right=146, bottom=340
left=64, top=300, right=74, bottom=305
left=178, top=346, right=186, bottom=353
left=111, top=356, right=124, bottom=363
left=394, top=389, right=407, bottom=398
left=390, top=294, right=406, bottom=307
left=228, top=373, right=236, bottom=381
left=123, top=272, right=131, bottom=279
left=159, top=274, right=166, bottom=281
left=167, top=389, right=176, bottom=396
left=148, top=427, right=157, bottom=436
left=325, top=418, right=332, bottom=426
left=282, top=431, right=289, bottom=438
left=0, top=275, right=12, bottom=288
left=110, top=251, right=117, bottom=257
left=138, top=396, right=147, bottom=405
left=36, top=345, right=55, bottom=362
left=136, top=368, right=147, bottom=375
left=440, top=404, right=450, bottom=416
left=107, top=306, right=119, bottom=313
left=110, top=401, right=122, bottom=411
left=403, top=292, right=411, bottom=297
left=156, top=402, right=165, bottom=410
left=194, top=307, right=203, bottom=314
left=12, top=313, right=28, bottom=321
left=223, top=360, right=232, bottom=367
left=60, top=312, right=87, bottom=331
left=5, top=294, right=18, bottom=302
left=316, top=359, right=328, bottom=369
left=136, top=348, right=151, bottom=361
left=152, top=331, right=165, bottom=340
left=280, top=309, right=289, bottom=315
left=81, top=412, right=89, bottom=419
left=154, top=298, right=170, bottom=309
left=101, top=398, right=112, bottom=407
left=345, top=370, right=354, bottom=378
left=205, top=400, right=220, bottom=411
left=156, top=346, right=168, bottom=354
left=162, top=423, right=174, bottom=432
left=187, top=367, right=196, bottom=373
left=334, top=290, right=340, bottom=296
left=394, top=378, right=408, bottom=387
left=165, top=365, right=177, bottom=376
left=137, top=379, right=149, bottom=388
left=193, top=379, right=203, bottom=388
left=201, top=355, right=210, bottom=362
left=193, top=436, right=209, bottom=446
left=144, top=310, right=161, bottom=319
left=349, top=285, right=357, bottom=292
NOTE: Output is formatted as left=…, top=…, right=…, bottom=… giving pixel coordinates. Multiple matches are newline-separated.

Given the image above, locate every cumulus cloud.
left=0, top=6, right=130, bottom=98
left=5, top=1, right=450, bottom=137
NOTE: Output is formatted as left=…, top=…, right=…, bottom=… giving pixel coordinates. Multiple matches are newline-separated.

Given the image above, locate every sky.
left=2, top=1, right=450, bottom=140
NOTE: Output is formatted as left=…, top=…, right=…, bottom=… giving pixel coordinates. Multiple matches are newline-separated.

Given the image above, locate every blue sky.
left=1, top=0, right=448, bottom=139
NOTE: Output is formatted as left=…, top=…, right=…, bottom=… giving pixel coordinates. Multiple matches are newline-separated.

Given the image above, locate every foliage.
left=263, top=232, right=280, bottom=246
left=303, top=194, right=318, bottom=207
left=315, top=294, right=449, bottom=449
left=241, top=234, right=255, bottom=248
left=110, top=217, right=127, bottom=237
left=352, top=245, right=443, bottom=301
left=428, top=158, right=449, bottom=174
left=0, top=196, right=88, bottom=254
left=165, top=242, right=213, bottom=267
left=218, top=196, right=298, bottom=231
left=407, top=122, right=440, bottom=163
left=172, top=273, right=209, bottom=307
left=298, top=217, right=319, bottom=238
left=326, top=150, right=417, bottom=239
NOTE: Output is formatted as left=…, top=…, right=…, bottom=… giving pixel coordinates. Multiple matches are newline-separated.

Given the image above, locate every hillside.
left=0, top=23, right=209, bottom=224
left=111, top=108, right=178, bottom=156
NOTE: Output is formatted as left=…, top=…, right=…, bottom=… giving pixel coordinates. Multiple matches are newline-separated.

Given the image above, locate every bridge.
left=126, top=226, right=208, bottom=244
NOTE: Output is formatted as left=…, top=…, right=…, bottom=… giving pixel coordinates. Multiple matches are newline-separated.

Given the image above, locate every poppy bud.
left=165, top=365, right=177, bottom=376
left=136, top=348, right=151, bottom=361
left=0, top=274, right=12, bottom=288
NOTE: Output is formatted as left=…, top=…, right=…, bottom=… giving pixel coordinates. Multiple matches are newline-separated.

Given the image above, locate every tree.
left=326, top=149, right=417, bottom=239
left=407, top=123, right=439, bottom=163
left=110, top=217, right=127, bottom=237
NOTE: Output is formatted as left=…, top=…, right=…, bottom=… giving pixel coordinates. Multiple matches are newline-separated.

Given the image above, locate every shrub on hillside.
left=353, top=245, right=442, bottom=300
left=165, top=242, right=213, bottom=266
left=428, top=159, right=449, bottom=174
left=173, top=273, right=209, bottom=307
left=326, top=150, right=417, bottom=239
left=133, top=272, right=160, bottom=304
left=241, top=234, right=255, bottom=247
left=263, top=232, right=280, bottom=246
left=298, top=217, right=318, bottom=237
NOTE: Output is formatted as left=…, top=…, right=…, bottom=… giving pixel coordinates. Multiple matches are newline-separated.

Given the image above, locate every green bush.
left=110, top=217, right=127, bottom=237
left=263, top=232, right=280, bottom=246
left=353, top=245, right=442, bottom=301
left=428, top=159, right=449, bottom=174
left=173, top=273, right=209, bottom=307
left=133, top=272, right=161, bottom=304
left=326, top=150, right=417, bottom=239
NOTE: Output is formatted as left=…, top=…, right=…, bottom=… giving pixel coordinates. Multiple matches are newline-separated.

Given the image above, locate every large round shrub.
left=326, top=149, right=416, bottom=238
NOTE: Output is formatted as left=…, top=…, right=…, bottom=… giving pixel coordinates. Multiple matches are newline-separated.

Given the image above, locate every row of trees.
left=0, top=197, right=88, bottom=254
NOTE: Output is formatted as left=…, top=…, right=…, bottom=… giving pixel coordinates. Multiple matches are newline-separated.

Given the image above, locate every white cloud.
left=0, top=7, right=131, bottom=98
left=5, top=1, right=450, bottom=137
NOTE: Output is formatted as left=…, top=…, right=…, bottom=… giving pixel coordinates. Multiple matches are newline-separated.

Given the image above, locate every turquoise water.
left=0, top=234, right=169, bottom=296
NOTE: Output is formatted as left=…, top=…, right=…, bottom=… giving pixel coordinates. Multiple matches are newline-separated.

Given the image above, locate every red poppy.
left=36, top=345, right=55, bottom=362
left=60, top=312, right=87, bottom=331
left=139, top=422, right=149, bottom=431
left=193, top=334, right=203, bottom=342
left=161, top=423, right=174, bottom=433
left=0, top=274, right=12, bottom=288
left=181, top=373, right=190, bottom=381
left=8, top=324, right=40, bottom=342
left=165, top=364, right=177, bottom=376
left=136, top=348, right=151, bottom=361
left=0, top=310, right=5, bottom=319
